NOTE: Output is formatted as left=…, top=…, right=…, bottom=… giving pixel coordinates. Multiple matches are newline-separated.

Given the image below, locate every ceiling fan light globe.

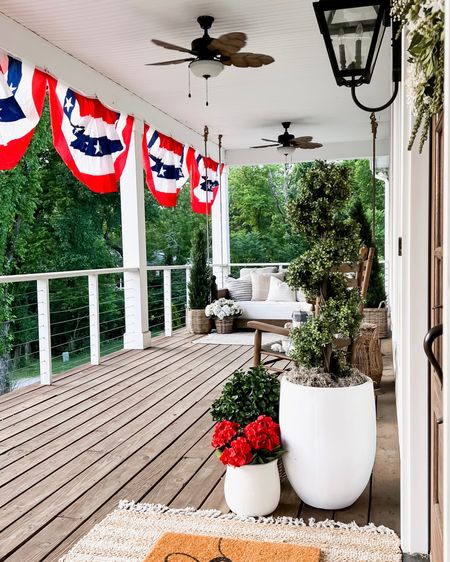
left=189, top=59, right=224, bottom=78
left=277, top=145, right=296, bottom=156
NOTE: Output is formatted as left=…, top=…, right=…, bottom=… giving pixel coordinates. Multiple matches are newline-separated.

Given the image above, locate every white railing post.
left=88, top=274, right=100, bottom=365
left=186, top=267, right=191, bottom=308
left=212, top=166, right=230, bottom=288
left=120, top=118, right=151, bottom=350
left=163, top=269, right=172, bottom=337
left=37, top=279, right=52, bottom=385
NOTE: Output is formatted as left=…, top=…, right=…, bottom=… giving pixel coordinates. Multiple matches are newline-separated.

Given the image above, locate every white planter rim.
left=281, top=374, right=373, bottom=392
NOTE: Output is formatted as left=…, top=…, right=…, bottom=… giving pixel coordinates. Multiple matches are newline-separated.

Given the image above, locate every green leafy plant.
left=392, top=0, right=444, bottom=152
left=286, top=160, right=362, bottom=378
left=210, top=365, right=280, bottom=426
left=187, top=228, right=211, bottom=310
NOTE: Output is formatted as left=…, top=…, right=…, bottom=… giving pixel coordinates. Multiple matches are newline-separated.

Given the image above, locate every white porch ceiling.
left=0, top=0, right=392, bottom=162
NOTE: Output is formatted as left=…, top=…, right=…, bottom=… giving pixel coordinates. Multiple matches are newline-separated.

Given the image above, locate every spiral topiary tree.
left=286, top=160, right=362, bottom=378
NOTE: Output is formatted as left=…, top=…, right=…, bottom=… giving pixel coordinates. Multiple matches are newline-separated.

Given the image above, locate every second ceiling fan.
left=252, top=122, right=323, bottom=156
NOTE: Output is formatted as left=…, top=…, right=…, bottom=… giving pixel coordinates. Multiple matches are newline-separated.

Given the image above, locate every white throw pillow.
left=266, top=276, right=296, bottom=302
left=240, top=266, right=278, bottom=278
left=296, top=289, right=307, bottom=302
left=251, top=272, right=285, bottom=301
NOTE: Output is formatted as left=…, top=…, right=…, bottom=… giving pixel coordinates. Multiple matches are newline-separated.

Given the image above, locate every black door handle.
left=424, top=324, right=443, bottom=381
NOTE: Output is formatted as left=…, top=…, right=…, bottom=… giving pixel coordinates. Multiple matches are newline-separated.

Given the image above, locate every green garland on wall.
left=392, top=0, right=444, bottom=152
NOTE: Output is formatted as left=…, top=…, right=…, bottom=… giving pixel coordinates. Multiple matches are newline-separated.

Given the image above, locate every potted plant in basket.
left=211, top=365, right=283, bottom=516
left=187, top=228, right=212, bottom=334
left=281, top=160, right=376, bottom=510
left=205, top=298, right=242, bottom=334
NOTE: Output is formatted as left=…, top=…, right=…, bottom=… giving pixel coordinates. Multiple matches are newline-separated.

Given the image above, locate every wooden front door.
left=427, top=112, right=444, bottom=562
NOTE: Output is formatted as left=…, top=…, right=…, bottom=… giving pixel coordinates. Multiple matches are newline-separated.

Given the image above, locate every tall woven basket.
left=215, top=317, right=234, bottom=334
left=351, top=323, right=383, bottom=387
left=187, top=309, right=211, bottom=334
left=363, top=302, right=389, bottom=339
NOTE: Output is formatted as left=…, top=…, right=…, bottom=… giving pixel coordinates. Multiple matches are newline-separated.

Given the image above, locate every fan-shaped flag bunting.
left=0, top=54, right=47, bottom=170
left=142, top=125, right=189, bottom=207
left=186, top=148, right=223, bottom=214
left=47, top=76, right=133, bottom=194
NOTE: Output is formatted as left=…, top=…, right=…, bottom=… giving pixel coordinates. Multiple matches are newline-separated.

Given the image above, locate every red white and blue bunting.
left=186, top=148, right=223, bottom=215
left=48, top=76, right=133, bottom=194
left=142, top=125, right=189, bottom=207
left=0, top=54, right=47, bottom=170
left=0, top=53, right=224, bottom=210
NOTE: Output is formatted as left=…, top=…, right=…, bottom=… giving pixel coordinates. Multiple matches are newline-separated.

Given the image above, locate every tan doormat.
left=145, top=531, right=320, bottom=561
left=59, top=501, right=402, bottom=562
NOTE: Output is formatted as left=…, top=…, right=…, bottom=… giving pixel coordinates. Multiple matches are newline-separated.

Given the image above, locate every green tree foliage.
left=228, top=165, right=308, bottom=263
left=145, top=186, right=204, bottom=265
left=0, top=103, right=125, bottom=392
left=187, top=228, right=211, bottom=309
left=344, top=159, right=385, bottom=256
left=286, top=161, right=362, bottom=377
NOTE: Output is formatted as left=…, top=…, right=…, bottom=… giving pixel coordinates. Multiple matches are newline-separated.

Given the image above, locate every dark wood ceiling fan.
left=147, top=15, right=275, bottom=69
left=251, top=122, right=323, bottom=150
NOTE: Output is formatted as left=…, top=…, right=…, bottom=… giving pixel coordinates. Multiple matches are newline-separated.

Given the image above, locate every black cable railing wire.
left=1, top=269, right=190, bottom=394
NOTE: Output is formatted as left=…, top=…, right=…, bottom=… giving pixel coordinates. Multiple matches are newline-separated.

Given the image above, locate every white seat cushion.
left=238, top=300, right=313, bottom=320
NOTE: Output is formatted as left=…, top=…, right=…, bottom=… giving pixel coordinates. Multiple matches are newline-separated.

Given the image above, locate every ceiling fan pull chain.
left=205, top=77, right=209, bottom=107
left=188, top=66, right=191, bottom=99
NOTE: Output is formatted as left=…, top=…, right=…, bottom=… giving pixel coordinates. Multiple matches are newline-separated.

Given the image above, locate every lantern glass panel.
left=324, top=6, right=379, bottom=73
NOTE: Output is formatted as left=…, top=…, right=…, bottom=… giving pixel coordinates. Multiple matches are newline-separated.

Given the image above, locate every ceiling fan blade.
left=225, top=52, right=275, bottom=68
left=297, top=142, right=323, bottom=149
left=292, top=136, right=313, bottom=144
left=250, top=143, right=280, bottom=149
left=151, top=39, right=194, bottom=54
left=146, top=58, right=195, bottom=66
left=261, top=138, right=278, bottom=143
left=209, top=32, right=247, bottom=56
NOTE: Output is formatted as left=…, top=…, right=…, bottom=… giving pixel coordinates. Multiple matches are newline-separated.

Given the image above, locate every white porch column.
left=442, top=4, right=450, bottom=560
left=212, top=165, right=230, bottom=288
left=120, top=119, right=151, bottom=349
left=392, top=36, right=429, bottom=552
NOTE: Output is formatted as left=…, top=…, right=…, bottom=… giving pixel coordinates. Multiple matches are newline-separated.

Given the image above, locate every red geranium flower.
left=211, top=420, right=240, bottom=448
left=244, top=415, right=281, bottom=451
left=219, top=436, right=253, bottom=467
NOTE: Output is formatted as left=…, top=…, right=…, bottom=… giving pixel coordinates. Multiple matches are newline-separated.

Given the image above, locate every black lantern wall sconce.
left=313, top=0, right=401, bottom=113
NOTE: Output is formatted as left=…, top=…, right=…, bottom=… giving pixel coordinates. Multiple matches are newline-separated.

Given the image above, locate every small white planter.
left=280, top=376, right=376, bottom=510
left=224, top=459, right=280, bottom=516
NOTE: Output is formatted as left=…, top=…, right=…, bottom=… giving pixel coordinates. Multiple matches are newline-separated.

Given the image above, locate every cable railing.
left=1, top=260, right=359, bottom=394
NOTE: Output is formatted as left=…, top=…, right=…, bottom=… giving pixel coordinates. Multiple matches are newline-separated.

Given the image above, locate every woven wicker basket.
left=215, top=317, right=234, bottom=334
left=363, top=302, right=389, bottom=338
left=187, top=309, right=211, bottom=334
left=351, top=323, right=383, bottom=387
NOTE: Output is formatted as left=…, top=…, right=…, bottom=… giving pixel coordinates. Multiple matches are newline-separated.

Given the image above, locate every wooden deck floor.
left=0, top=331, right=399, bottom=561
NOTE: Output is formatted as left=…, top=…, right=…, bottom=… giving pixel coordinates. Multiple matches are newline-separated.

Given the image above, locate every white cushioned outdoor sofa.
left=217, top=266, right=312, bottom=328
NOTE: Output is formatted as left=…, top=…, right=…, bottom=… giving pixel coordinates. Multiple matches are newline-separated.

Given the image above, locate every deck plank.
left=0, top=334, right=400, bottom=562
left=0, top=345, right=250, bottom=539
left=0, top=344, right=227, bottom=502
left=0, top=343, right=216, bottom=480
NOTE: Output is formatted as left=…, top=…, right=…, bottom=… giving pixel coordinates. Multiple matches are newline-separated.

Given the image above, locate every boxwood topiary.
left=210, top=366, right=280, bottom=426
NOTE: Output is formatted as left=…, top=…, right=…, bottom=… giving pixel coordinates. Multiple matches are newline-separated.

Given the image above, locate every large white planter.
left=280, top=376, right=376, bottom=510
left=224, top=459, right=280, bottom=516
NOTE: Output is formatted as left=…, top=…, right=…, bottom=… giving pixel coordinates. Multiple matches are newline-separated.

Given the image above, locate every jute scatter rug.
left=60, top=501, right=402, bottom=562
